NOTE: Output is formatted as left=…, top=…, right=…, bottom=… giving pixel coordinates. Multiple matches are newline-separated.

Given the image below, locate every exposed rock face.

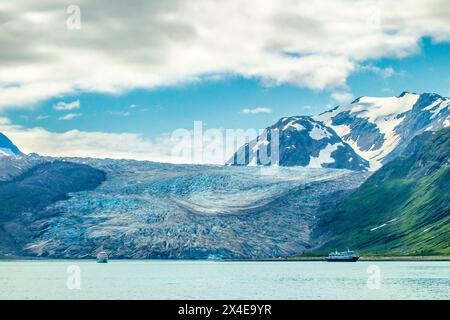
left=0, top=161, right=106, bottom=257
left=315, top=92, right=450, bottom=169
left=326, top=110, right=385, bottom=152
left=227, top=116, right=369, bottom=171
left=383, top=93, right=450, bottom=162
left=229, top=92, right=449, bottom=171
left=0, top=156, right=44, bottom=181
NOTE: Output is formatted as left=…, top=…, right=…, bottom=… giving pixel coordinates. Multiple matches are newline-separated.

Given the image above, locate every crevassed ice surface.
left=23, top=159, right=367, bottom=259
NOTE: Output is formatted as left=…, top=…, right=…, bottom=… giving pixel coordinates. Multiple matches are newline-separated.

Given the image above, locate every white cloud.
left=0, top=120, right=249, bottom=164
left=331, top=92, right=354, bottom=104
left=380, top=67, right=395, bottom=79
left=0, top=82, right=73, bottom=110
left=240, top=107, right=272, bottom=114
left=108, top=110, right=131, bottom=117
left=59, top=113, right=82, bottom=120
left=359, top=65, right=398, bottom=78
left=0, top=0, right=449, bottom=109
left=53, top=100, right=80, bottom=111
left=0, top=117, right=11, bottom=125
left=0, top=121, right=182, bottom=163
left=36, top=115, right=49, bottom=120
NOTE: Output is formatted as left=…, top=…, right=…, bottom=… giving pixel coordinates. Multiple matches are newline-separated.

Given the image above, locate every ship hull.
left=96, top=258, right=108, bottom=263
left=326, top=256, right=359, bottom=262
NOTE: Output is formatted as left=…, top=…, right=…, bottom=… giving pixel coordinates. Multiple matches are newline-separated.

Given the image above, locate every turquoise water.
left=0, top=260, right=449, bottom=299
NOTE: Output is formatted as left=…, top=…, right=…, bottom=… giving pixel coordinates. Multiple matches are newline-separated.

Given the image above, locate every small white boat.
left=96, top=251, right=108, bottom=263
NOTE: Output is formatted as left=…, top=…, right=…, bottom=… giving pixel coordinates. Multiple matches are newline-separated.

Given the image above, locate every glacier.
left=0, top=156, right=368, bottom=259
left=3, top=91, right=447, bottom=259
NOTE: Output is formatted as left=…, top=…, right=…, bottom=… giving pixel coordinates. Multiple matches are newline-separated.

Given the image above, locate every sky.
left=0, top=0, right=449, bottom=163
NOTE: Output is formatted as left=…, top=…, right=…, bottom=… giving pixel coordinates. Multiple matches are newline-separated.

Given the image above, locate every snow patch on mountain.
left=0, top=148, right=15, bottom=156
left=444, top=117, right=450, bottom=127
left=309, top=124, right=333, bottom=140
left=227, top=116, right=369, bottom=170
left=282, top=119, right=306, bottom=131
left=307, top=142, right=343, bottom=168
left=314, top=92, right=450, bottom=170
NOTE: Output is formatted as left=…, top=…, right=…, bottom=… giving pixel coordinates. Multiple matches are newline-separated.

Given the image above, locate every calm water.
left=0, top=260, right=449, bottom=300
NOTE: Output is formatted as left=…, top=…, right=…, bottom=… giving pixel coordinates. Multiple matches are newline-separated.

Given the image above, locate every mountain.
left=226, top=116, right=369, bottom=171
left=1, top=92, right=447, bottom=259
left=0, top=132, right=23, bottom=157
left=1, top=129, right=446, bottom=258
left=0, top=161, right=106, bottom=257
left=229, top=92, right=449, bottom=171
left=315, top=92, right=450, bottom=170
left=314, top=127, right=450, bottom=255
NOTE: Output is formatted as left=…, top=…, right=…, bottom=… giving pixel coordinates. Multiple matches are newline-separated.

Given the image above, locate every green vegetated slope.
left=316, top=127, right=450, bottom=255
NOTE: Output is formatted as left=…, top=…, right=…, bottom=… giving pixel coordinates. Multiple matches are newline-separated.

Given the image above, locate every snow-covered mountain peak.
left=314, top=92, right=449, bottom=170
left=230, top=92, right=448, bottom=171
left=227, top=116, right=369, bottom=170
left=318, top=92, right=420, bottom=123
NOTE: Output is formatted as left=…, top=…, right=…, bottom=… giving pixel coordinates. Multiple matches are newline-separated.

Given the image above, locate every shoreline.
left=1, top=256, right=450, bottom=262
left=285, top=256, right=450, bottom=262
